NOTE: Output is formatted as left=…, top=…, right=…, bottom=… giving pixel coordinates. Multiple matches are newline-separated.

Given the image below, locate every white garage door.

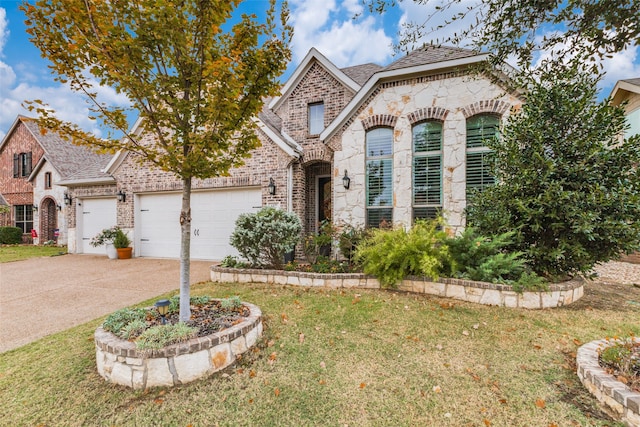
left=137, top=188, right=262, bottom=260
left=80, top=198, right=117, bottom=254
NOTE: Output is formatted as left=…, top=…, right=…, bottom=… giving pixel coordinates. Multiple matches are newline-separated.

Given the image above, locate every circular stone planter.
left=577, top=339, right=640, bottom=426
left=95, top=301, right=262, bottom=390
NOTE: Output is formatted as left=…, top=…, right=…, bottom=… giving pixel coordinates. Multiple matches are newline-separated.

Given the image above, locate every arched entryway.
left=39, top=197, right=58, bottom=243
left=304, top=161, right=332, bottom=234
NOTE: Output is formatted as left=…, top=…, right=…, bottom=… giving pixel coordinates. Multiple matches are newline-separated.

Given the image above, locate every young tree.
left=22, top=0, right=291, bottom=321
left=466, top=62, right=640, bottom=280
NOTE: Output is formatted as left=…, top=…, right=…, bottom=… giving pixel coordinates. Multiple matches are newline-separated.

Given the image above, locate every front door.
left=318, top=176, right=331, bottom=224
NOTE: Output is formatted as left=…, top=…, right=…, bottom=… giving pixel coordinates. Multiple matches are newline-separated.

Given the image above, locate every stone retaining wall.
left=210, top=267, right=584, bottom=309
left=95, top=302, right=262, bottom=389
left=577, top=339, right=640, bottom=426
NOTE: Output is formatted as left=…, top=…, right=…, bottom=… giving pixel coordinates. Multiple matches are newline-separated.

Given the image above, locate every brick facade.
left=0, top=119, right=45, bottom=239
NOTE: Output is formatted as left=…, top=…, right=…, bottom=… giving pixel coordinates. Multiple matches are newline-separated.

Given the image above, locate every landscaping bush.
left=230, top=206, right=301, bottom=269
left=0, top=227, right=23, bottom=244
left=355, top=219, right=451, bottom=288
left=102, top=308, right=147, bottom=335
left=338, top=224, right=368, bottom=264
left=301, top=220, right=335, bottom=264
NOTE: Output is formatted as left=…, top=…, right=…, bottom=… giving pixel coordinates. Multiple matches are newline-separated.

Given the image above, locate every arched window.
left=412, top=121, right=442, bottom=220
left=365, top=127, right=393, bottom=227
left=466, top=114, right=499, bottom=197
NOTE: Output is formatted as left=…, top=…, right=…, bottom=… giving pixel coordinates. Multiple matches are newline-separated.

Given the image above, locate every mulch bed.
left=147, top=300, right=250, bottom=338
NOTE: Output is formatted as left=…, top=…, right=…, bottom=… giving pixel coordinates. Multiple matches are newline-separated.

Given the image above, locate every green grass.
left=0, top=244, right=67, bottom=262
left=0, top=281, right=635, bottom=426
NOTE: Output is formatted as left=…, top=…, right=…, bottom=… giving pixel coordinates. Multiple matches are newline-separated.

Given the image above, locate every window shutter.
left=25, top=152, right=33, bottom=176
left=466, top=152, right=495, bottom=196
left=13, top=154, right=19, bottom=178
left=413, top=156, right=441, bottom=205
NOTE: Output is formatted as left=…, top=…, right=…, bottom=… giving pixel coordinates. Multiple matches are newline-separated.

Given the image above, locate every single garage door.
left=137, top=188, right=262, bottom=260
left=80, top=198, right=117, bottom=254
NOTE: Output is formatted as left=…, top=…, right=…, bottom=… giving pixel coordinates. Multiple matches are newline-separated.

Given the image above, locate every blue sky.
left=1, top=0, right=639, bottom=140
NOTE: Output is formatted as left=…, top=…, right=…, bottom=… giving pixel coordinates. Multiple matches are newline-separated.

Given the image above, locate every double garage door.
left=137, top=188, right=261, bottom=260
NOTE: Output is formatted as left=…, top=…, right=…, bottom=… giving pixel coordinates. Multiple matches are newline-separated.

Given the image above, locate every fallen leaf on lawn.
left=319, top=380, right=326, bottom=385
left=432, top=385, right=442, bottom=393
left=274, top=388, right=280, bottom=397
left=299, top=333, right=305, bottom=344
left=236, top=368, right=244, bottom=374
left=281, top=313, right=289, bottom=324
left=473, top=324, right=480, bottom=330
left=548, top=423, right=559, bottom=427
left=462, top=330, right=470, bottom=336
left=315, top=326, right=321, bottom=331
left=154, top=398, right=163, bottom=405
left=533, top=344, right=542, bottom=350
left=249, top=370, right=257, bottom=378
left=248, top=399, right=254, bottom=404
left=573, top=338, right=582, bottom=346
left=320, top=361, right=326, bottom=369
left=483, top=419, right=491, bottom=426
left=444, top=413, right=452, bottom=418
left=352, top=297, right=360, bottom=304
left=436, top=344, right=443, bottom=350
left=267, top=340, right=275, bottom=347
left=498, top=398, right=507, bottom=405
left=535, top=399, right=546, bottom=409
left=360, top=383, right=366, bottom=389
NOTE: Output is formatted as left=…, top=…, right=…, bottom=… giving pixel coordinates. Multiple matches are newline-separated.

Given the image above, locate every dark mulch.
left=147, top=301, right=250, bottom=338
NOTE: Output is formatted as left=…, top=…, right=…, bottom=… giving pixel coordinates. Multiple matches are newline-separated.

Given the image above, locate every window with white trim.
left=413, top=121, right=442, bottom=221
left=14, top=205, right=33, bottom=233
left=466, top=114, right=499, bottom=198
left=308, top=102, right=325, bottom=135
left=366, top=127, right=393, bottom=227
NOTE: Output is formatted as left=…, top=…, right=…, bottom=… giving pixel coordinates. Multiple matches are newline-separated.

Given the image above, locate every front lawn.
left=1, top=280, right=636, bottom=426
left=0, top=244, right=67, bottom=263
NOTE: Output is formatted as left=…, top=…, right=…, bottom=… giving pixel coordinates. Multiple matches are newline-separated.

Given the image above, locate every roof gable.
left=611, top=78, right=640, bottom=106
left=269, top=48, right=361, bottom=112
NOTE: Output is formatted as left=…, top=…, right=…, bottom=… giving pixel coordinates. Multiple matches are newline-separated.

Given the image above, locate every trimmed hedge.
left=0, top=227, right=23, bottom=244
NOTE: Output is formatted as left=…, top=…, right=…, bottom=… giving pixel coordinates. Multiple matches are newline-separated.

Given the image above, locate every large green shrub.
left=467, top=64, right=640, bottom=280
left=355, top=219, right=451, bottom=288
left=0, top=227, right=23, bottom=244
left=230, top=206, right=301, bottom=269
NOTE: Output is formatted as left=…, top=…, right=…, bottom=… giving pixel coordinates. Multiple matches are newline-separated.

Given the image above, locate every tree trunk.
left=179, top=177, right=192, bottom=322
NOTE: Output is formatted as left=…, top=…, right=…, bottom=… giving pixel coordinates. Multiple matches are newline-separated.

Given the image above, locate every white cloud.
left=289, top=0, right=393, bottom=68
left=0, top=8, right=8, bottom=53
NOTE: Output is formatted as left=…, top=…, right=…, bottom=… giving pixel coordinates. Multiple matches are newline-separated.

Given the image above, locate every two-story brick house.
left=64, top=45, right=522, bottom=260
left=0, top=115, right=111, bottom=244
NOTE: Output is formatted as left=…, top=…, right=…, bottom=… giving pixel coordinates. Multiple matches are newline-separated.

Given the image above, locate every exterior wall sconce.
left=57, top=204, right=62, bottom=211
left=155, top=299, right=170, bottom=324
left=64, top=192, right=72, bottom=205
left=267, top=178, right=276, bottom=195
left=32, top=204, right=38, bottom=212
left=342, top=170, right=351, bottom=190
left=117, top=190, right=126, bottom=202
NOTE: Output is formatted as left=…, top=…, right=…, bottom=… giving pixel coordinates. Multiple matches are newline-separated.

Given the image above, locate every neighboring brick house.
left=65, top=46, right=521, bottom=260
left=0, top=115, right=112, bottom=244
left=610, top=78, right=640, bottom=263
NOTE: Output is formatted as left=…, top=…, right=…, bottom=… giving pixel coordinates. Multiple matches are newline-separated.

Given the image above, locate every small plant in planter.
left=113, top=228, right=132, bottom=259
left=90, top=226, right=121, bottom=259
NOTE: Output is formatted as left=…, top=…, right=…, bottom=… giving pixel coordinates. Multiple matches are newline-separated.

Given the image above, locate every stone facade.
left=32, top=161, right=68, bottom=244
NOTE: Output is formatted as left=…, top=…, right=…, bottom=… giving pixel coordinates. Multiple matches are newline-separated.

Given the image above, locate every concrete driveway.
left=0, top=254, right=213, bottom=353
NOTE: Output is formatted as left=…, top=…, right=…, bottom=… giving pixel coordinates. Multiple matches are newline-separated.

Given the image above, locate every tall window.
left=15, top=205, right=33, bottom=233
left=413, top=121, right=442, bottom=221
left=13, top=152, right=32, bottom=178
left=308, top=102, right=325, bottom=135
left=366, top=127, right=393, bottom=227
left=466, top=114, right=499, bottom=197
left=44, top=172, right=52, bottom=189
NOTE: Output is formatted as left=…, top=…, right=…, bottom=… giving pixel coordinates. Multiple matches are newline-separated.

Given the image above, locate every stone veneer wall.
left=210, top=267, right=584, bottom=309
left=95, top=302, right=262, bottom=390
left=577, top=339, right=640, bottom=426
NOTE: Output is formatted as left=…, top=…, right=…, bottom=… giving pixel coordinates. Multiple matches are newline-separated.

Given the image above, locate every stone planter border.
left=210, top=267, right=584, bottom=309
left=577, top=339, right=640, bottom=427
left=95, top=301, right=262, bottom=389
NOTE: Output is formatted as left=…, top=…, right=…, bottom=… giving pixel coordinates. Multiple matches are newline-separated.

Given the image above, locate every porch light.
left=57, top=204, right=62, bottom=211
left=64, top=192, right=72, bottom=205
left=116, top=190, right=126, bottom=203
left=267, top=178, right=276, bottom=195
left=33, top=204, right=38, bottom=212
left=155, top=299, right=170, bottom=324
left=342, top=170, right=351, bottom=190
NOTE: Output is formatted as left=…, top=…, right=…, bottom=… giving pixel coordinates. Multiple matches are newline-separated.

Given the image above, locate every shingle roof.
left=340, top=63, right=383, bottom=85
left=383, top=45, right=480, bottom=72
left=20, top=118, right=113, bottom=181
left=622, top=78, right=640, bottom=87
